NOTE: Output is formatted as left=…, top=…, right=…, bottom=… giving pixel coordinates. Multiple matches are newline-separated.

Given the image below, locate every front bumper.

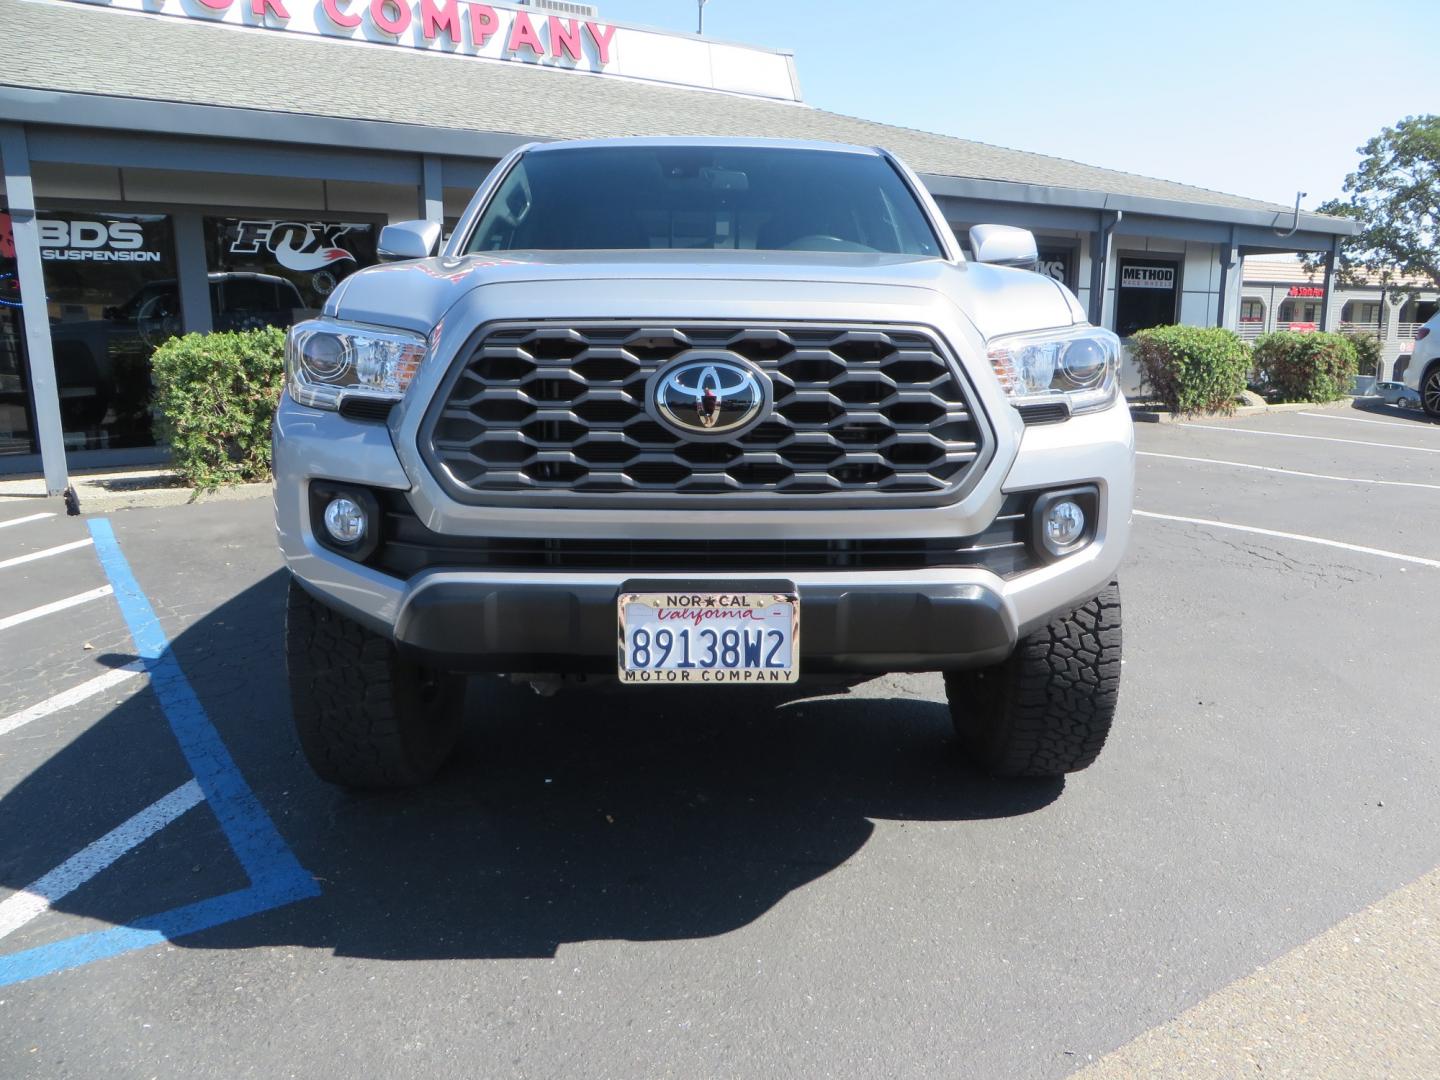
left=386, top=574, right=1013, bottom=673
left=275, top=391, right=1134, bottom=675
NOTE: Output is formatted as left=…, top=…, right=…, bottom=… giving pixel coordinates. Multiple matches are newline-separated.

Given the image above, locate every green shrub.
left=1252, top=331, right=1358, bottom=402
left=1128, top=325, right=1251, bottom=414
left=151, top=327, right=286, bottom=488
left=1341, top=331, right=1383, bottom=378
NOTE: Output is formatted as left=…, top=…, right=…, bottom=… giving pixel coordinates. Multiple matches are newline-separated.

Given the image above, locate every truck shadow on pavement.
left=1, top=571, right=1062, bottom=963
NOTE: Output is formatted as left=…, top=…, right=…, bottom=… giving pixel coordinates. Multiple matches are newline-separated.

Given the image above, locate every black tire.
left=944, top=581, right=1122, bottom=778
left=1422, top=363, right=1440, bottom=419
left=285, top=579, right=465, bottom=789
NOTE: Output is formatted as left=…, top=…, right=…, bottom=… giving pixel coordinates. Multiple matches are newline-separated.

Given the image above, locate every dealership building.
left=1, top=0, right=1357, bottom=489
left=1239, top=257, right=1436, bottom=379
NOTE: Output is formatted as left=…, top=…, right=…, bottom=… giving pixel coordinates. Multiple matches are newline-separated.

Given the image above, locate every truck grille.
left=372, top=493, right=1036, bottom=578
left=422, top=322, right=989, bottom=506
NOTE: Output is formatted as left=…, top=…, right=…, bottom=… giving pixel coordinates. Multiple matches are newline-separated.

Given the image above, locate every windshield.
left=463, top=146, right=943, bottom=257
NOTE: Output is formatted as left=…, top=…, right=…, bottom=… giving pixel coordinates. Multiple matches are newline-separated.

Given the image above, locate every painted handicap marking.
left=0, top=518, right=318, bottom=987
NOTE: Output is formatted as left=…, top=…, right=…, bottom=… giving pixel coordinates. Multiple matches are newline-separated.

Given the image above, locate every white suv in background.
left=1403, top=311, right=1440, bottom=418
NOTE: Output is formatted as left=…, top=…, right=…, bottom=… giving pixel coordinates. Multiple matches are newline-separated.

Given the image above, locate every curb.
left=0, top=469, right=272, bottom=514
left=74, top=482, right=272, bottom=514
left=1130, top=398, right=1359, bottom=425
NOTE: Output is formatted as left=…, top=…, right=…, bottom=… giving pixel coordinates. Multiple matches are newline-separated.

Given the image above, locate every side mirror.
left=969, top=224, right=1039, bottom=271
left=377, top=219, right=442, bottom=262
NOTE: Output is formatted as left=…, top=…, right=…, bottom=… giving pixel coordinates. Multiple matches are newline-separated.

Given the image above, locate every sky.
left=593, top=0, right=1439, bottom=210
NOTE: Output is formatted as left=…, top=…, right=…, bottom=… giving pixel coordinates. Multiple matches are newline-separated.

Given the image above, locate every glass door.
left=1114, top=257, right=1181, bottom=337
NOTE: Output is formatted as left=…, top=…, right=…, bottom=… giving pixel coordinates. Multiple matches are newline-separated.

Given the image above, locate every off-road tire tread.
left=945, top=581, right=1122, bottom=777
left=286, top=580, right=461, bottom=788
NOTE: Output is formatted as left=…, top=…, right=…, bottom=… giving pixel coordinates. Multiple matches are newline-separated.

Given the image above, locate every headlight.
left=986, top=326, right=1121, bottom=416
left=285, top=319, right=427, bottom=410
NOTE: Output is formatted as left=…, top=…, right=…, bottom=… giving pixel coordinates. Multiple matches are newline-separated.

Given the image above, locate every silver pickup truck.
left=274, top=138, right=1134, bottom=789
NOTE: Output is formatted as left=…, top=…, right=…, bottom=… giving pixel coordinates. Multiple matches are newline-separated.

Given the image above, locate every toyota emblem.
left=649, top=356, right=770, bottom=439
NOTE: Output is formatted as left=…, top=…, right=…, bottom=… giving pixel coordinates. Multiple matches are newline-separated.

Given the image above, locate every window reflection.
left=203, top=217, right=376, bottom=328
left=39, top=211, right=178, bottom=451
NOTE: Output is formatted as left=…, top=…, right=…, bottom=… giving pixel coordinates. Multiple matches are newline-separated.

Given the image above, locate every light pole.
left=697, top=0, right=709, bottom=34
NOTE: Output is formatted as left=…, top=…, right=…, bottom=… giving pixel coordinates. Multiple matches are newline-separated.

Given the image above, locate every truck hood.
left=327, top=250, right=1081, bottom=340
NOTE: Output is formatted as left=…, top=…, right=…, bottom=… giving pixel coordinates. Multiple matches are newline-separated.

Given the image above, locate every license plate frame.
left=617, top=590, right=800, bottom=684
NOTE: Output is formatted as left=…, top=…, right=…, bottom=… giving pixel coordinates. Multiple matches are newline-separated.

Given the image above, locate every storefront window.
left=1399, top=299, right=1438, bottom=325
left=1340, top=301, right=1380, bottom=325
left=202, top=217, right=377, bottom=329
left=1114, top=258, right=1180, bottom=337
left=1035, top=243, right=1078, bottom=291
left=36, top=210, right=178, bottom=452
left=1277, top=298, right=1321, bottom=326
left=0, top=210, right=36, bottom=456
left=1240, top=297, right=1265, bottom=323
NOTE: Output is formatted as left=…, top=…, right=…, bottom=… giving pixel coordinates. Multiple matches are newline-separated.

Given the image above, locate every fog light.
left=323, top=496, right=367, bottom=544
left=1029, top=487, right=1098, bottom=563
left=1044, top=499, right=1086, bottom=549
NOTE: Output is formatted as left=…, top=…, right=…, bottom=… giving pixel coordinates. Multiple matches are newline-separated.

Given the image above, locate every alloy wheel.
left=1425, top=367, right=1440, bottom=418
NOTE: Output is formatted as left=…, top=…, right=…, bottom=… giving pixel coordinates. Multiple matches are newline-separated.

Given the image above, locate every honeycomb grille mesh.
left=424, top=323, right=985, bottom=502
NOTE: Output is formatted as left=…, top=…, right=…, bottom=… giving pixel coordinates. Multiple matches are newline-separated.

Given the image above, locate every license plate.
left=618, top=591, right=799, bottom=684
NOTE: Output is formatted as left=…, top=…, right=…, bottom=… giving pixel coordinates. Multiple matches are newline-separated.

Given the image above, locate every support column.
left=1216, top=228, right=1239, bottom=330
left=1318, top=237, right=1339, bottom=331
left=421, top=155, right=443, bottom=225
left=1381, top=284, right=1402, bottom=380
left=1087, top=220, right=1106, bottom=326
left=0, top=123, right=68, bottom=496
left=1088, top=210, right=1120, bottom=327
left=173, top=212, right=213, bottom=337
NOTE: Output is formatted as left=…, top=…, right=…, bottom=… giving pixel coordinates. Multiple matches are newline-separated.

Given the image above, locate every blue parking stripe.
left=85, top=518, right=307, bottom=885
left=0, top=880, right=318, bottom=987
left=0, top=519, right=318, bottom=987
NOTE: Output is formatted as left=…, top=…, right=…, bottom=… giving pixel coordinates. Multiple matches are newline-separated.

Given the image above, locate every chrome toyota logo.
left=649, top=356, right=770, bottom=439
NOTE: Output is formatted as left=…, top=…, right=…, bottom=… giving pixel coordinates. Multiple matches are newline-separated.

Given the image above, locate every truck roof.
left=523, top=137, right=883, bottom=157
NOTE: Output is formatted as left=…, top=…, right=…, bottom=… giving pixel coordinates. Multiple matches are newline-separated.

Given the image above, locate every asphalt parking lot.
left=2, top=400, right=1438, bottom=1079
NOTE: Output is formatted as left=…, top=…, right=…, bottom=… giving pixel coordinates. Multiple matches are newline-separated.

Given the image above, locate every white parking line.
left=1137, top=451, right=1440, bottom=491
left=0, top=513, right=55, bottom=531
left=1298, top=410, right=1436, bottom=430
left=1135, top=510, right=1440, bottom=569
left=0, top=538, right=94, bottom=572
left=0, top=586, right=114, bottom=633
left=1182, top=424, right=1440, bottom=454
left=0, top=661, right=148, bottom=738
left=0, top=781, right=204, bottom=942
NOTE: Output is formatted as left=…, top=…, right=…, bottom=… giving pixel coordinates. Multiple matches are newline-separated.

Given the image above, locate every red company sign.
left=77, top=0, right=617, bottom=66
left=63, top=0, right=807, bottom=100
left=316, top=0, right=615, bottom=60
left=1287, top=286, right=1324, bottom=297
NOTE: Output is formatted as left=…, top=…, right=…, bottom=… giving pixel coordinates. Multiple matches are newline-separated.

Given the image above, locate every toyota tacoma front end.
left=274, top=138, right=1134, bottom=788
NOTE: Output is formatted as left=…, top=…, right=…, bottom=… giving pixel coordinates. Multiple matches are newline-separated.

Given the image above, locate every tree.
left=1313, top=115, right=1440, bottom=291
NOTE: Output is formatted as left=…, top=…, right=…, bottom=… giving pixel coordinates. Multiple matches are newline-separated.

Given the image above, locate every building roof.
left=1242, top=257, right=1434, bottom=289
left=3, top=0, right=1336, bottom=225
left=1242, top=258, right=1324, bottom=285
